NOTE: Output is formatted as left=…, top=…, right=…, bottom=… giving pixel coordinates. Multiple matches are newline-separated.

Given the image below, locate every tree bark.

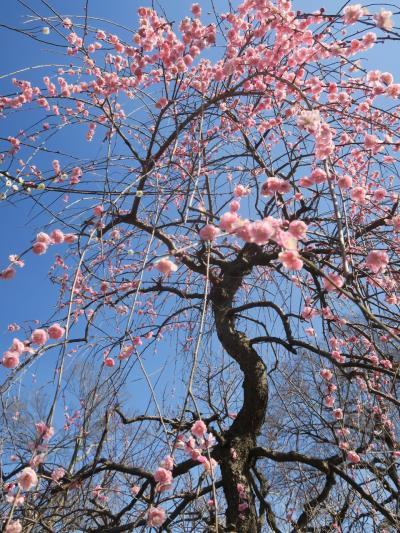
left=211, top=249, right=268, bottom=532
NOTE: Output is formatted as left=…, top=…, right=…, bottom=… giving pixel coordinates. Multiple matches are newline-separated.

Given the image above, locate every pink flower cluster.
left=32, top=323, right=65, bottom=345
left=32, top=230, right=77, bottom=256
left=365, top=250, right=389, bottom=274
left=374, top=10, right=393, bottom=31
left=35, top=421, right=54, bottom=440
left=2, top=322, right=65, bottom=370
left=297, top=109, right=320, bottom=133
left=174, top=419, right=217, bottom=474
left=260, top=176, right=291, bottom=195
left=323, top=272, right=344, bottom=293
left=17, top=467, right=38, bottom=491
left=2, top=337, right=32, bottom=369
left=315, top=123, right=335, bottom=160
left=147, top=506, right=166, bottom=527
left=343, top=4, right=367, bottom=25
left=153, top=455, right=174, bottom=492
left=199, top=202, right=307, bottom=270
left=154, top=257, right=178, bottom=275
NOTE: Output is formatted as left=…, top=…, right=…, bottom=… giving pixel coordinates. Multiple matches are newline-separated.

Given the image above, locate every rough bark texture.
left=211, top=247, right=268, bottom=532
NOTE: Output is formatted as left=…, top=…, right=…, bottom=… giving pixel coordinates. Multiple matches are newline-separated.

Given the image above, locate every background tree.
left=0, top=1, right=400, bottom=531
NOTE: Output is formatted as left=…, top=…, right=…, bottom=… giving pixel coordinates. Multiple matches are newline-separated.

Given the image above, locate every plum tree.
left=1, top=1, right=400, bottom=532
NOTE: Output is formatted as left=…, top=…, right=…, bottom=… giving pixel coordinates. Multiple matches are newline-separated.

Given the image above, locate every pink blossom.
left=199, top=224, right=220, bottom=241
left=297, top=109, right=320, bottom=133
left=249, top=220, right=274, bottom=245
left=5, top=521, right=22, bottom=533
left=288, top=220, right=307, bottom=240
left=104, top=357, right=115, bottom=367
left=372, top=188, right=386, bottom=203
left=10, top=338, right=24, bottom=354
left=323, top=273, right=344, bottom=292
left=315, top=123, right=335, bottom=160
left=234, top=219, right=253, bottom=241
left=155, top=258, right=178, bottom=275
left=118, top=345, right=133, bottom=360
left=298, top=176, right=313, bottom=188
left=64, top=233, right=78, bottom=244
left=310, top=168, right=327, bottom=184
left=131, top=485, right=140, bottom=496
left=9, top=255, right=24, bottom=268
left=337, top=175, right=352, bottom=189
left=18, top=467, right=38, bottom=491
left=343, top=4, right=366, bottom=25
left=52, top=160, right=61, bottom=174
left=70, top=167, right=82, bottom=185
left=30, top=454, right=45, bottom=468
left=154, top=467, right=173, bottom=490
left=0, top=267, right=16, bottom=280
left=2, top=351, right=20, bottom=369
left=381, top=72, right=394, bottom=85
left=31, top=329, right=49, bottom=345
left=35, top=421, right=54, bottom=440
left=191, top=3, right=201, bottom=17
left=160, top=455, right=174, bottom=470
left=220, top=211, right=239, bottom=233
left=324, top=395, right=335, bottom=408
left=364, top=134, right=382, bottom=154
left=8, top=137, right=20, bottom=149
left=237, top=483, right=246, bottom=498
left=32, top=241, right=48, bottom=255
left=93, top=205, right=104, bottom=217
left=201, top=457, right=217, bottom=473
left=51, top=229, right=65, bottom=243
left=333, top=408, right=343, bottom=420
left=156, top=97, right=168, bottom=108
left=374, top=10, right=393, bottom=31
left=63, top=17, right=73, bottom=29
left=233, top=184, right=250, bottom=197
left=276, top=230, right=298, bottom=251
left=320, top=369, right=333, bottom=381
left=302, top=306, right=317, bottom=321
left=278, top=250, right=303, bottom=270
left=191, top=448, right=203, bottom=461
left=350, top=186, right=367, bottom=204
left=146, top=506, right=166, bottom=527
left=347, top=450, right=361, bottom=464
left=191, top=419, right=207, bottom=437
left=230, top=200, right=240, bottom=212
left=36, top=232, right=52, bottom=244
left=48, top=323, right=65, bottom=340
left=51, top=467, right=65, bottom=482
left=261, top=177, right=291, bottom=195
left=365, top=250, right=389, bottom=274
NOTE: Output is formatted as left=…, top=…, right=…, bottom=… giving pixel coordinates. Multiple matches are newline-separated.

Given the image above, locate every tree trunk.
left=211, top=255, right=268, bottom=532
